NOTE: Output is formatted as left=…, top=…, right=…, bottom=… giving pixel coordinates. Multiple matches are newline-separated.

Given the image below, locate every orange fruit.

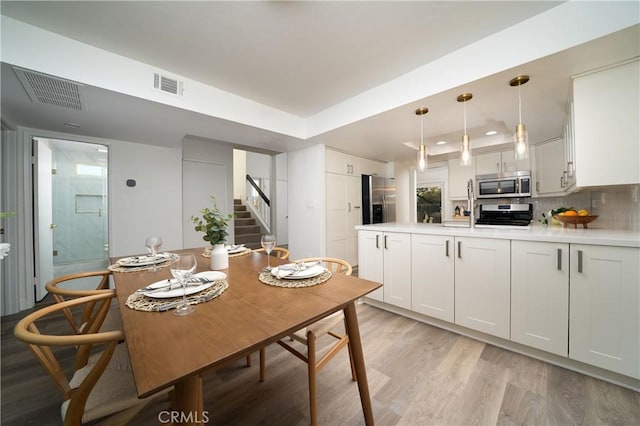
left=564, top=210, right=579, bottom=217
left=578, top=209, right=589, bottom=216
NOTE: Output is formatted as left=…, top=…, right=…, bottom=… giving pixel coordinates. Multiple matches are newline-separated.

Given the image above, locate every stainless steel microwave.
left=476, top=171, right=531, bottom=199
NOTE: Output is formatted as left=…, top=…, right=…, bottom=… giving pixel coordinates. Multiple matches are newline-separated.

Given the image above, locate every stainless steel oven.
left=476, top=171, right=531, bottom=199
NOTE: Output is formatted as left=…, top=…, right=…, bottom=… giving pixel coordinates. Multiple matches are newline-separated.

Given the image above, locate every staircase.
left=233, top=199, right=262, bottom=249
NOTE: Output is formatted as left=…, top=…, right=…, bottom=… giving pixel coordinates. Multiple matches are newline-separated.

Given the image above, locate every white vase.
left=210, top=243, right=228, bottom=270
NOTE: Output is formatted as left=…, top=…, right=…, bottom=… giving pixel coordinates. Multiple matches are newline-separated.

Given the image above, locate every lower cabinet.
left=411, top=234, right=454, bottom=322
left=358, top=230, right=411, bottom=308
left=511, top=240, right=569, bottom=356
left=569, top=244, right=640, bottom=379
left=454, top=237, right=511, bottom=339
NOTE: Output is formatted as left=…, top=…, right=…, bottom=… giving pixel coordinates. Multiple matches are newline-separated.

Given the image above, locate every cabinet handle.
left=445, top=240, right=450, bottom=257
left=496, top=162, right=500, bottom=172
left=577, top=250, right=583, bottom=273
left=503, top=162, right=507, bottom=172
left=563, top=171, right=568, bottom=186
left=557, top=248, right=562, bottom=271
left=384, top=235, right=388, bottom=249
left=560, top=175, right=565, bottom=188
left=567, top=161, right=574, bottom=177
left=536, top=181, right=540, bottom=192
left=457, top=241, right=462, bottom=259
left=348, top=202, right=351, bottom=212
left=375, top=234, right=379, bottom=249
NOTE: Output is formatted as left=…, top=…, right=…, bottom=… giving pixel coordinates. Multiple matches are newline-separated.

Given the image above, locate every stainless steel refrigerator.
left=361, top=175, right=396, bottom=224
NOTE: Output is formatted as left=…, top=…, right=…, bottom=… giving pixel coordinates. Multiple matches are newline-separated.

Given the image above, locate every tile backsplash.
left=531, top=185, right=640, bottom=231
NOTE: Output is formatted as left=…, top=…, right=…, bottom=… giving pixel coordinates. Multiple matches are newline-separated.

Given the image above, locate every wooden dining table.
left=112, top=247, right=381, bottom=425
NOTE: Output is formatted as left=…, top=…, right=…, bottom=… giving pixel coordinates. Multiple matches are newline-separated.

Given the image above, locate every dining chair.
left=45, top=270, right=123, bottom=334
left=252, top=246, right=290, bottom=259
left=246, top=246, right=290, bottom=368
left=14, top=292, right=168, bottom=425
left=262, top=257, right=356, bottom=426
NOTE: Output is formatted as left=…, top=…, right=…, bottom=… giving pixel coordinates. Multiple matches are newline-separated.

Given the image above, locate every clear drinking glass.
left=171, top=254, right=197, bottom=316
left=145, top=236, right=163, bottom=272
left=260, top=234, right=276, bottom=271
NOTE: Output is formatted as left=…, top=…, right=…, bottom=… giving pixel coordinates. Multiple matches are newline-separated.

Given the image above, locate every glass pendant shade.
left=514, top=122, right=528, bottom=160
left=417, top=143, right=427, bottom=172
left=460, top=134, right=472, bottom=166
left=415, top=107, right=428, bottom=172
left=457, top=93, right=473, bottom=166
left=510, top=75, right=530, bottom=161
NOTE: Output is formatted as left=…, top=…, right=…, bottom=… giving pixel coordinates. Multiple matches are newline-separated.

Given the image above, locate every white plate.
left=117, top=252, right=173, bottom=267
left=271, top=264, right=326, bottom=280
left=143, top=271, right=226, bottom=298
left=226, top=244, right=246, bottom=254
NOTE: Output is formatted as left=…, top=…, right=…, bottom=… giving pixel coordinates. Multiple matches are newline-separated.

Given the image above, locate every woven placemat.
left=201, top=248, right=252, bottom=258
left=125, top=280, right=228, bottom=312
left=258, top=269, right=332, bottom=288
left=108, top=253, right=178, bottom=273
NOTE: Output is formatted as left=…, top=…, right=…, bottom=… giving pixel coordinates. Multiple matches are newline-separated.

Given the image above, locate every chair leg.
left=259, top=347, right=266, bottom=382
left=307, top=332, right=318, bottom=426
left=346, top=340, right=357, bottom=382
left=246, top=353, right=251, bottom=367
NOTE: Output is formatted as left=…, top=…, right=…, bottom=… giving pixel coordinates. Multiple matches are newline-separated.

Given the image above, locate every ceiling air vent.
left=154, top=73, right=184, bottom=96
left=13, top=67, right=84, bottom=111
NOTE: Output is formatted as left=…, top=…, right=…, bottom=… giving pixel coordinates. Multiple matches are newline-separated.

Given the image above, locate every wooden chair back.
left=45, top=270, right=114, bottom=334
left=295, top=257, right=352, bottom=276
left=253, top=246, right=290, bottom=259
left=14, top=293, right=124, bottom=424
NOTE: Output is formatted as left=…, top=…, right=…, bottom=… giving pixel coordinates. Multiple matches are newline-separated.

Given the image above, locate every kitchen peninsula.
left=357, top=223, right=640, bottom=391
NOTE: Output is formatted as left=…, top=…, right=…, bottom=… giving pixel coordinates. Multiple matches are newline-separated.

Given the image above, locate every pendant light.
left=415, top=107, right=429, bottom=172
left=510, top=75, right=530, bottom=160
left=457, top=93, right=473, bottom=166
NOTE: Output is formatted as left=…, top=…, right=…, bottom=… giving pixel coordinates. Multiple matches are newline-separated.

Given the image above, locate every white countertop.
left=355, top=223, right=640, bottom=248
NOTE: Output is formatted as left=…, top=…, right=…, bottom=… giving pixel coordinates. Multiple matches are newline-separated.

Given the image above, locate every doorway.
left=34, top=138, right=109, bottom=300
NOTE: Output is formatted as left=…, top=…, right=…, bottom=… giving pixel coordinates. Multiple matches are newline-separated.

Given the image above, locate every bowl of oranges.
left=553, top=209, right=598, bottom=229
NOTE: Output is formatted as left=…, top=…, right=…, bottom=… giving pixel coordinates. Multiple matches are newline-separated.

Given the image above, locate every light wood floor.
left=2, top=301, right=639, bottom=425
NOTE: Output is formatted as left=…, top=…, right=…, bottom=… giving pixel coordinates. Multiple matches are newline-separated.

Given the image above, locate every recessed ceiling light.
left=436, top=140, right=447, bottom=145
left=485, top=130, right=498, bottom=136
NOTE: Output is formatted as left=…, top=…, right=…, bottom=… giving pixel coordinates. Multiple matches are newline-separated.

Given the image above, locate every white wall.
left=275, top=153, right=288, bottom=245
left=109, top=141, right=183, bottom=256
left=182, top=137, right=234, bottom=248
left=233, top=149, right=246, bottom=201
left=287, top=144, right=325, bottom=259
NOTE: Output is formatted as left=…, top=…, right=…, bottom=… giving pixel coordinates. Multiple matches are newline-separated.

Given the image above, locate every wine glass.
left=170, top=254, right=197, bottom=316
left=145, top=236, right=162, bottom=272
left=260, top=234, right=276, bottom=271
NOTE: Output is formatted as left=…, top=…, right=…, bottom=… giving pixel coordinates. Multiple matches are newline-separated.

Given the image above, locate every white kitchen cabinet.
left=454, top=236, right=511, bottom=339
left=534, top=138, right=566, bottom=195
left=326, top=173, right=361, bottom=266
left=447, top=158, right=475, bottom=200
left=569, top=244, right=639, bottom=379
left=326, top=148, right=360, bottom=176
left=511, top=240, right=569, bottom=356
left=573, top=59, right=640, bottom=187
left=411, top=234, right=454, bottom=322
left=476, top=149, right=529, bottom=176
left=358, top=230, right=384, bottom=301
left=358, top=230, right=411, bottom=309
left=359, top=157, right=386, bottom=177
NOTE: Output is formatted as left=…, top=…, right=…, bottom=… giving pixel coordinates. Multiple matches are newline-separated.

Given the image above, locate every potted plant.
left=190, top=197, right=233, bottom=270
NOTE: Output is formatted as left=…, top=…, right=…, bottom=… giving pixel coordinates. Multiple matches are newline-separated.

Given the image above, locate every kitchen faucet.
left=467, top=178, right=475, bottom=228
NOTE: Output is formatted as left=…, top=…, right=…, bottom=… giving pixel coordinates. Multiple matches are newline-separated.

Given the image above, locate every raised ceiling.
left=1, top=1, right=638, bottom=163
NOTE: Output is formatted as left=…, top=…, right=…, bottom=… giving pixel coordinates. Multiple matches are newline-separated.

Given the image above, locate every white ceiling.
left=1, top=1, right=639, bottom=164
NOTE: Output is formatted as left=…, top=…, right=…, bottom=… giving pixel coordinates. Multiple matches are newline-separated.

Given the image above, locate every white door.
left=358, top=230, right=383, bottom=301
left=34, top=139, right=54, bottom=300
left=383, top=232, right=412, bottom=310
left=511, top=240, right=569, bottom=356
left=411, top=234, right=455, bottom=322
left=183, top=160, right=229, bottom=249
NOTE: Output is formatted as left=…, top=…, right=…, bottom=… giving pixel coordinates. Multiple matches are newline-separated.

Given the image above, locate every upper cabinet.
left=534, top=138, right=566, bottom=195
left=476, top=149, right=530, bottom=176
left=326, top=148, right=387, bottom=177
left=572, top=59, right=639, bottom=187
left=447, top=158, right=476, bottom=200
